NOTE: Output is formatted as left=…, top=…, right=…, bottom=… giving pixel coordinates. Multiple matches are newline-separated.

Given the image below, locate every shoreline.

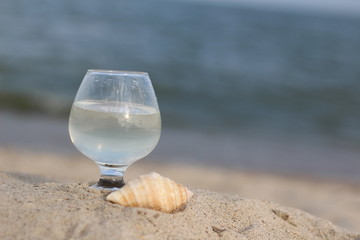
left=1, top=110, right=360, bottom=183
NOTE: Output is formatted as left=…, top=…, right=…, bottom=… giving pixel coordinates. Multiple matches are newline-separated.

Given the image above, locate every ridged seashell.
left=106, top=172, right=193, bottom=213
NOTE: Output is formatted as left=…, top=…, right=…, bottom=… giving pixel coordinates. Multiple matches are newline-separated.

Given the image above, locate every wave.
left=0, top=92, right=70, bottom=117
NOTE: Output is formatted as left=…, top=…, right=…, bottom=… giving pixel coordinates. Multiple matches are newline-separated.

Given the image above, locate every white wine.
left=69, top=100, right=161, bottom=166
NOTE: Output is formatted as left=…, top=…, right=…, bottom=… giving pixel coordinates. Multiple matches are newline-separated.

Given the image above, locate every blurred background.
left=1, top=0, right=360, bottom=182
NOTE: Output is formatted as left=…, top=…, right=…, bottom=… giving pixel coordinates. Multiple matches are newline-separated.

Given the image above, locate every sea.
left=0, top=0, right=360, bottom=181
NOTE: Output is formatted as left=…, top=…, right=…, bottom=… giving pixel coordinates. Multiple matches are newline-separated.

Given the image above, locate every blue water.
left=1, top=0, right=360, bottom=180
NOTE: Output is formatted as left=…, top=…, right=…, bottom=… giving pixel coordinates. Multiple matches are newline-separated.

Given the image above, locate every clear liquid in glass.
left=69, top=100, right=161, bottom=167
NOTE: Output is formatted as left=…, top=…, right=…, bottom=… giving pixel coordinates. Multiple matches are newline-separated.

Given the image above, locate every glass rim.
left=87, top=69, right=148, bottom=75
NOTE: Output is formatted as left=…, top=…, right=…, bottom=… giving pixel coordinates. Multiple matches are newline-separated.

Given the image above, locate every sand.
left=0, top=172, right=358, bottom=240
left=1, top=147, right=360, bottom=239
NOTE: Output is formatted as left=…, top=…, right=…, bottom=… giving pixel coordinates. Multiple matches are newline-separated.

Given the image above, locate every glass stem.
left=94, top=164, right=128, bottom=190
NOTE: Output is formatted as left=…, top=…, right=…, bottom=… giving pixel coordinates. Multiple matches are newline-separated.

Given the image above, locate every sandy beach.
left=1, top=147, right=359, bottom=239
left=2, top=0, right=360, bottom=238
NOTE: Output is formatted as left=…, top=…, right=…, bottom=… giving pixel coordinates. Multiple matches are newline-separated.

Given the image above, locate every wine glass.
left=69, top=70, right=161, bottom=190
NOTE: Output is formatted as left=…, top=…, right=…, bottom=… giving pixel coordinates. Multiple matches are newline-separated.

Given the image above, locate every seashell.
left=106, top=172, right=193, bottom=213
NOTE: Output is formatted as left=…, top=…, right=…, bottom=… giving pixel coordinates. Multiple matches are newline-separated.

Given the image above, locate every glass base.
left=91, top=163, right=128, bottom=191
left=90, top=176, right=125, bottom=191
